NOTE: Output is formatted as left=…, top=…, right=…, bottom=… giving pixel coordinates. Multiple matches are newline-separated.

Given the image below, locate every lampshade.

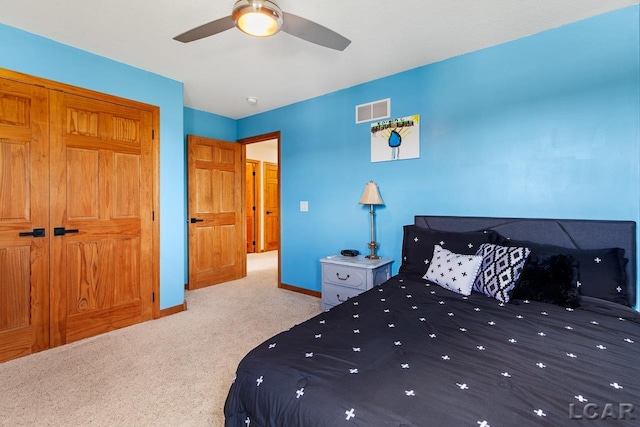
left=359, top=181, right=384, bottom=205
left=232, top=0, right=283, bottom=37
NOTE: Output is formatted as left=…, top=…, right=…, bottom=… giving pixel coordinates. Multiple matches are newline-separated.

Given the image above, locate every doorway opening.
left=240, top=132, right=281, bottom=283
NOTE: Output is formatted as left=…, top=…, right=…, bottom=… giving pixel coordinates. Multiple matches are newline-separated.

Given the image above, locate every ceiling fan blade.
left=174, top=15, right=235, bottom=43
left=281, top=12, right=351, bottom=51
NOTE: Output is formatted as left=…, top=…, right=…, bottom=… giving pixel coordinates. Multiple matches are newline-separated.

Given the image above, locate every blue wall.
left=0, top=23, right=186, bottom=309
left=184, top=107, right=237, bottom=142
left=237, top=6, right=640, bottom=301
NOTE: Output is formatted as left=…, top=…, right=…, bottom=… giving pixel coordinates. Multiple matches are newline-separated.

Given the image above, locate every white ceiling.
left=0, top=0, right=636, bottom=119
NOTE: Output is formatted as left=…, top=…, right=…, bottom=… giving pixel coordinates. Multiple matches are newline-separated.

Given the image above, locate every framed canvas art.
left=370, top=114, right=420, bottom=162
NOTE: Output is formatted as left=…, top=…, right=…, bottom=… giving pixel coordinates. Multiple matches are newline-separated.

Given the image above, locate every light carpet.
left=0, top=251, right=321, bottom=427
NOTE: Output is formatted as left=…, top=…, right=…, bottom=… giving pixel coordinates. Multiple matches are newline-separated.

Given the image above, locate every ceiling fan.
left=173, top=0, right=351, bottom=51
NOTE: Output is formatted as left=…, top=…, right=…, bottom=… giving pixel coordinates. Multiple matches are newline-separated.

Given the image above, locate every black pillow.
left=512, top=253, right=581, bottom=308
left=503, top=239, right=630, bottom=307
left=566, top=247, right=629, bottom=306
left=399, top=226, right=499, bottom=278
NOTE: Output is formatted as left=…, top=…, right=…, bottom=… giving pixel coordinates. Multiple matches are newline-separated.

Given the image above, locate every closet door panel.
left=0, top=78, right=50, bottom=363
left=49, top=91, right=154, bottom=346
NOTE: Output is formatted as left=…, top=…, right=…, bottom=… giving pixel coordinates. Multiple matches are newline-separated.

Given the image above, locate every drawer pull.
left=336, top=294, right=349, bottom=303
left=336, top=273, right=350, bottom=281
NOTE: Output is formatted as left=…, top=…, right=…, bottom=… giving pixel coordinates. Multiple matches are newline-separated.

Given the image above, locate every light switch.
left=300, top=201, right=309, bottom=212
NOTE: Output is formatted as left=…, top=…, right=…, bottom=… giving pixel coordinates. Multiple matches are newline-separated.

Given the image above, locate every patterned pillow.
left=423, top=245, right=483, bottom=296
left=473, top=243, right=531, bottom=302
left=399, top=225, right=499, bottom=278
left=569, top=247, right=629, bottom=306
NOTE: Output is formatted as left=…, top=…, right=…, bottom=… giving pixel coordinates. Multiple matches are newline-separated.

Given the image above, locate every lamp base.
left=365, top=241, right=380, bottom=259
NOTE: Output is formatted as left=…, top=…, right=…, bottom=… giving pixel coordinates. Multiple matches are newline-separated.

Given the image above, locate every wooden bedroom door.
left=49, top=91, right=155, bottom=346
left=245, top=160, right=259, bottom=253
left=263, top=162, right=279, bottom=252
left=0, top=78, right=50, bottom=362
left=187, top=135, right=246, bottom=289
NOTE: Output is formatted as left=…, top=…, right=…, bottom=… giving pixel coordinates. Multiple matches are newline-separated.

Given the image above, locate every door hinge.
left=152, top=129, right=155, bottom=139
left=252, top=171, right=256, bottom=176
left=152, top=211, right=155, bottom=221
left=252, top=206, right=256, bottom=211
left=152, top=292, right=155, bottom=303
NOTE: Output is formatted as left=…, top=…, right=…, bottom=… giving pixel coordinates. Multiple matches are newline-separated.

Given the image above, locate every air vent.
left=355, top=98, right=390, bottom=124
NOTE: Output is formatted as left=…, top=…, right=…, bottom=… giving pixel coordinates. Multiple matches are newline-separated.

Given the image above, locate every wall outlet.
left=300, top=201, right=309, bottom=212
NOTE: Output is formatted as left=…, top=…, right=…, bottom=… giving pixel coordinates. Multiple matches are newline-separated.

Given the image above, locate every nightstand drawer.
left=322, top=283, right=362, bottom=307
left=320, top=255, right=393, bottom=312
left=322, top=264, right=367, bottom=290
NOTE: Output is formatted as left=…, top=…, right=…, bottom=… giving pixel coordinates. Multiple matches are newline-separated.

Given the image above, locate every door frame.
left=238, top=131, right=281, bottom=286
left=0, top=67, right=161, bottom=320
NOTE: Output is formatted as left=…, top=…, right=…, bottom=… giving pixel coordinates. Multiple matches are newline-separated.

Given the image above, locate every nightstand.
left=320, top=255, right=393, bottom=311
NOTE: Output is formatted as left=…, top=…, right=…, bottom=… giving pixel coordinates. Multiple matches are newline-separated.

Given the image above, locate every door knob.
left=19, top=228, right=46, bottom=237
left=190, top=218, right=204, bottom=223
left=266, top=211, right=273, bottom=214
left=53, top=227, right=79, bottom=236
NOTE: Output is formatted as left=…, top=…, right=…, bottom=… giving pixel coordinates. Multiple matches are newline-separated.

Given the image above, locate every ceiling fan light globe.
left=233, top=0, right=283, bottom=37
left=237, top=13, right=279, bottom=37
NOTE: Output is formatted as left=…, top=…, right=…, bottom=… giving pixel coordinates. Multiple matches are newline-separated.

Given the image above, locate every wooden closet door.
left=49, top=91, right=154, bottom=346
left=0, top=78, right=50, bottom=362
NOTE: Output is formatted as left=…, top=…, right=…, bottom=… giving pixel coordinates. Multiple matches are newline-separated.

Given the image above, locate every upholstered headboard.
left=414, top=216, right=637, bottom=307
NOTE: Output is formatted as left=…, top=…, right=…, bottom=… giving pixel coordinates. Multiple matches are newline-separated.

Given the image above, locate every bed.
left=225, top=216, right=640, bottom=426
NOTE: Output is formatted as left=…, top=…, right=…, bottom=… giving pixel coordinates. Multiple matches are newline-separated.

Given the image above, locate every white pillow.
left=423, top=245, right=483, bottom=296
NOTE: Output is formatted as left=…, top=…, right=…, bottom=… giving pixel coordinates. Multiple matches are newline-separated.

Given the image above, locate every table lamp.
left=359, top=181, right=384, bottom=259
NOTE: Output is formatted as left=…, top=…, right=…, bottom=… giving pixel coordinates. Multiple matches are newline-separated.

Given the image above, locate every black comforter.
left=225, top=275, right=640, bottom=426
